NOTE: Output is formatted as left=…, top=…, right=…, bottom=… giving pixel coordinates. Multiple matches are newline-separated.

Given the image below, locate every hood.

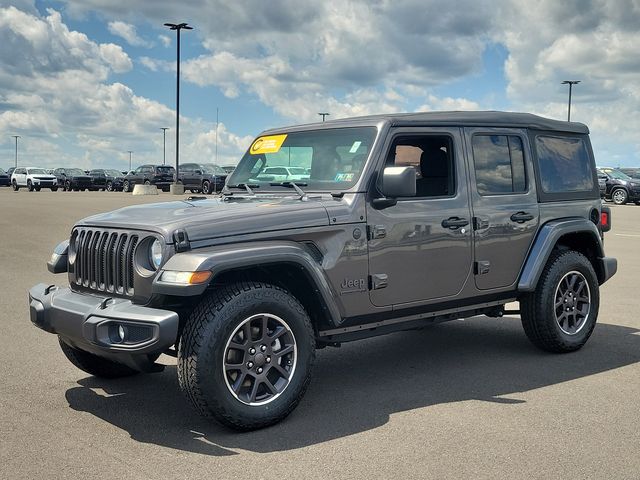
left=76, top=195, right=331, bottom=243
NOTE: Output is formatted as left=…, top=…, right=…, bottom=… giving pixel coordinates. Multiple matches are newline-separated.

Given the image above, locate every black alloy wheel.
left=612, top=188, right=628, bottom=205
left=553, top=271, right=591, bottom=335
left=106, top=181, right=113, bottom=192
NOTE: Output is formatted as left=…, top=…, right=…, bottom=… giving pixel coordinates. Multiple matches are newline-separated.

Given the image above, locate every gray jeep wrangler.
left=29, top=111, right=616, bottom=430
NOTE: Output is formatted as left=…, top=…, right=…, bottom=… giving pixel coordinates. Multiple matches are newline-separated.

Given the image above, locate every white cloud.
left=158, top=34, right=171, bottom=47
left=107, top=20, right=152, bottom=47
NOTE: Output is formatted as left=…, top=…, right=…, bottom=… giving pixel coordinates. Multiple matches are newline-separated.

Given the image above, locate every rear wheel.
left=202, top=180, right=211, bottom=194
left=123, top=180, right=130, bottom=192
left=58, top=337, right=139, bottom=378
left=27, top=180, right=34, bottom=192
left=144, top=179, right=151, bottom=186
left=612, top=188, right=628, bottom=205
left=178, top=282, right=315, bottom=430
left=520, top=250, right=599, bottom=352
left=12, top=180, right=19, bottom=191
left=106, top=181, right=113, bottom=192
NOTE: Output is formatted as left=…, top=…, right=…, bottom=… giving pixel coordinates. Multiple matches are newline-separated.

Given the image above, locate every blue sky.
left=1, top=0, right=639, bottom=171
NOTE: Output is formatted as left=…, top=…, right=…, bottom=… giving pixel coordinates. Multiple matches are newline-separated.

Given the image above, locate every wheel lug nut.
left=249, top=348, right=256, bottom=355
left=247, top=362, right=254, bottom=368
left=261, top=345, right=267, bottom=352
left=257, top=367, right=263, bottom=374
left=266, top=356, right=271, bottom=363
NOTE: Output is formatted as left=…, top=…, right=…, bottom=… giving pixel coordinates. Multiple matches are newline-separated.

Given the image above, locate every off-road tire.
left=520, top=250, right=599, bottom=353
left=612, top=188, right=628, bottom=205
left=58, top=336, right=139, bottom=378
left=177, top=281, right=315, bottom=431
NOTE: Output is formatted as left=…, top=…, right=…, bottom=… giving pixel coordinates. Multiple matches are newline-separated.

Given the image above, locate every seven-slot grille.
left=72, top=229, right=139, bottom=296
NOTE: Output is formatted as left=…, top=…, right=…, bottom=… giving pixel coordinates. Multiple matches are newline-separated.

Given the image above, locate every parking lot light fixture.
left=164, top=22, right=193, bottom=194
left=160, top=127, right=169, bottom=165
left=11, top=135, right=20, bottom=167
left=318, top=113, right=330, bottom=122
left=561, top=80, right=580, bottom=122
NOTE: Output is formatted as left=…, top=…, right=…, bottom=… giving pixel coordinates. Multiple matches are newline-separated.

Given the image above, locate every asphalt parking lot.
left=1, top=188, right=639, bottom=479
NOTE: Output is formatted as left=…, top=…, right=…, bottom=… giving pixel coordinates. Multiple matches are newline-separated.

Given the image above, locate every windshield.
left=603, top=168, right=632, bottom=180
left=202, top=164, right=227, bottom=175
left=66, top=168, right=85, bottom=175
left=228, top=127, right=377, bottom=191
left=28, top=168, right=47, bottom=174
left=0, top=168, right=5, bottom=174
left=106, top=169, right=122, bottom=177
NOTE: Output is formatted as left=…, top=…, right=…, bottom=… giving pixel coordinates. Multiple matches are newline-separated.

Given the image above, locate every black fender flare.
left=153, top=241, right=342, bottom=326
left=517, top=218, right=610, bottom=292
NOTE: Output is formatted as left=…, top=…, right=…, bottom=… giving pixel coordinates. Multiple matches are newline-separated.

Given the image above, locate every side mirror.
left=381, top=166, right=416, bottom=197
left=373, top=166, right=416, bottom=209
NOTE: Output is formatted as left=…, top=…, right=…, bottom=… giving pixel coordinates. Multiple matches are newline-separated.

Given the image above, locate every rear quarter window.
left=536, top=135, right=594, bottom=193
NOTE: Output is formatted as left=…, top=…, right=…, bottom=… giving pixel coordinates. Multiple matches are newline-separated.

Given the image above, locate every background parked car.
left=597, top=167, right=640, bottom=205
left=123, top=164, right=175, bottom=192
left=221, top=165, right=236, bottom=174
left=11, top=167, right=58, bottom=191
left=89, top=169, right=126, bottom=191
left=619, top=167, right=640, bottom=178
left=256, top=165, right=310, bottom=182
left=6, top=167, right=15, bottom=180
left=54, top=168, right=93, bottom=191
left=0, top=168, right=10, bottom=187
left=179, top=163, right=228, bottom=194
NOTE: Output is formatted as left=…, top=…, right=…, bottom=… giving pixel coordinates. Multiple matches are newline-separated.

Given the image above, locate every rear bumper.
left=29, top=283, right=179, bottom=363
left=599, top=256, right=617, bottom=284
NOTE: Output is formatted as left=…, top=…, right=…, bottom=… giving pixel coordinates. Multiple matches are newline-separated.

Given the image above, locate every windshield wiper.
left=224, top=183, right=259, bottom=196
left=269, top=181, right=308, bottom=201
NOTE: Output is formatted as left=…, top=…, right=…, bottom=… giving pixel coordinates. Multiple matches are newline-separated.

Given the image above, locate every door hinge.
left=473, top=217, right=489, bottom=230
left=367, top=225, right=386, bottom=240
left=474, top=261, right=490, bottom=275
left=369, top=274, right=388, bottom=290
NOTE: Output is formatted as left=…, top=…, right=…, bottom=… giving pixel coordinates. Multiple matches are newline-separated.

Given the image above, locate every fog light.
left=118, top=325, right=126, bottom=342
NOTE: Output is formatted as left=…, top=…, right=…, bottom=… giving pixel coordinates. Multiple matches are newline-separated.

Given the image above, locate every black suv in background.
left=89, top=169, right=126, bottom=192
left=179, top=163, right=228, bottom=194
left=0, top=168, right=10, bottom=187
left=123, top=164, right=175, bottom=192
left=597, top=167, right=640, bottom=205
left=54, top=168, right=93, bottom=191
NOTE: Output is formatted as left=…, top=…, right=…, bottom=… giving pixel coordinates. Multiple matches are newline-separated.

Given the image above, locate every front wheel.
left=58, top=337, right=139, bottom=378
left=612, top=188, right=628, bottom=205
left=178, top=282, right=315, bottom=430
left=520, top=250, right=599, bottom=353
left=202, top=180, right=211, bottom=194
left=12, top=180, right=19, bottom=191
left=27, top=180, right=34, bottom=192
left=123, top=180, right=130, bottom=192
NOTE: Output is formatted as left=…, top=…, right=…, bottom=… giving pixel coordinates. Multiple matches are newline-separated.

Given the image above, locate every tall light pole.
left=11, top=135, right=20, bottom=167
left=215, top=107, right=219, bottom=165
left=164, top=22, right=193, bottom=194
left=318, top=112, right=330, bottom=122
left=127, top=150, right=133, bottom=171
left=561, top=80, right=580, bottom=122
left=160, top=127, right=169, bottom=165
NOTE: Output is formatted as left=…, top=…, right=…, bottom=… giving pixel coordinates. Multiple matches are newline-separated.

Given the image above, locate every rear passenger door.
left=464, top=128, right=539, bottom=290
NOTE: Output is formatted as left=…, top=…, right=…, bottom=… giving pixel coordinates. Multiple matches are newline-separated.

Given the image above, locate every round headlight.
left=150, top=239, right=163, bottom=269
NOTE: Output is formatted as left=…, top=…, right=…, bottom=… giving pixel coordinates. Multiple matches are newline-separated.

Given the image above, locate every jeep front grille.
left=72, top=229, right=139, bottom=296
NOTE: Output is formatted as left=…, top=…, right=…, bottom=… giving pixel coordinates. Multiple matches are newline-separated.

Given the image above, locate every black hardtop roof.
left=263, top=111, right=589, bottom=135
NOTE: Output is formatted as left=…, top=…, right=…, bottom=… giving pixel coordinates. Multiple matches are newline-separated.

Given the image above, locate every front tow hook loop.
left=44, top=284, right=58, bottom=295
left=99, top=297, right=113, bottom=310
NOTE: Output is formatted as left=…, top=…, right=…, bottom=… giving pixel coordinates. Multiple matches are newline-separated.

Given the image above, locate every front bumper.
left=29, top=283, right=179, bottom=370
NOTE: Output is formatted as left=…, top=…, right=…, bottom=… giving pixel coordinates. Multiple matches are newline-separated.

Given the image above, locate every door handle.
left=442, top=217, right=469, bottom=229
left=510, top=212, right=534, bottom=223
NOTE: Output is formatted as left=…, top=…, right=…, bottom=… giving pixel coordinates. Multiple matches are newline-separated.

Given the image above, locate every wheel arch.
left=153, top=241, right=342, bottom=331
left=518, top=218, right=606, bottom=292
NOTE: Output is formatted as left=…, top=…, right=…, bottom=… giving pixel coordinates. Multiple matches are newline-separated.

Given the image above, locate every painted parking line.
left=614, top=233, right=640, bottom=237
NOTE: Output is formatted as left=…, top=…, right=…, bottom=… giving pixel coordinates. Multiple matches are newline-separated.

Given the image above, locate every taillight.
left=601, top=206, right=611, bottom=232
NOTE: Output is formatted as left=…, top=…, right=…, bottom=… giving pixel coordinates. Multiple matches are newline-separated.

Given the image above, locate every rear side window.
left=536, top=136, right=593, bottom=193
left=472, top=135, right=526, bottom=195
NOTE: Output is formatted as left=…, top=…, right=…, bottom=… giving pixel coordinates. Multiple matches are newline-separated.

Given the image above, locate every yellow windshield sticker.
left=250, top=134, right=288, bottom=154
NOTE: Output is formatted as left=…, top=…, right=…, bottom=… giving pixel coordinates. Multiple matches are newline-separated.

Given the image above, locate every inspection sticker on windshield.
left=250, top=134, right=288, bottom=154
left=348, top=141, right=362, bottom=153
left=335, top=173, right=355, bottom=182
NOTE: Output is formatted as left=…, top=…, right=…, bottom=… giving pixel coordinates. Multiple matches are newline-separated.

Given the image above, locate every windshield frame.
left=227, top=125, right=381, bottom=194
